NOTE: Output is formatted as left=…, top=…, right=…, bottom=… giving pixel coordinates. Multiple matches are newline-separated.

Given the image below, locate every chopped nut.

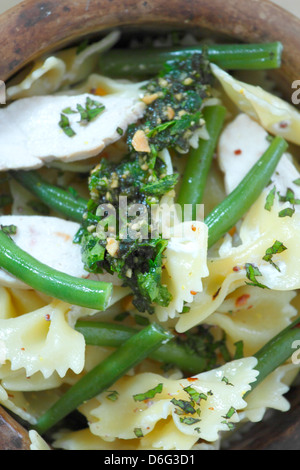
left=142, top=93, right=160, bottom=105
left=131, top=129, right=151, bottom=153
left=183, top=77, right=194, bottom=85
left=106, top=237, right=120, bottom=258
left=166, top=106, right=175, bottom=120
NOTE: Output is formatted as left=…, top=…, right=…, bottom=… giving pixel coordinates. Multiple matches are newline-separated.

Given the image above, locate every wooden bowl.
left=0, top=0, right=300, bottom=451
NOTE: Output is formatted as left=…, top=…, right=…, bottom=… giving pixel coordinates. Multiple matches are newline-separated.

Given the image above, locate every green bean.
left=246, top=317, right=300, bottom=395
left=11, top=171, right=87, bottom=223
left=177, top=105, right=226, bottom=219
left=0, top=229, right=112, bottom=310
left=205, top=136, right=288, bottom=248
left=99, top=42, right=283, bottom=78
left=34, top=323, right=173, bottom=435
left=75, top=320, right=207, bottom=374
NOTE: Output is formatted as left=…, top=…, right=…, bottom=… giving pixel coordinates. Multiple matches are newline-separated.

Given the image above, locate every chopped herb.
left=183, top=386, right=207, bottom=405
left=62, top=107, right=77, bottom=115
left=133, top=427, right=144, bottom=438
left=59, top=98, right=105, bottom=136
left=171, top=398, right=196, bottom=415
left=278, top=207, right=295, bottom=218
left=293, top=178, right=300, bottom=186
left=117, top=127, right=124, bottom=136
left=245, top=263, right=269, bottom=289
left=106, top=390, right=119, bottom=401
left=114, top=312, right=130, bottom=322
left=278, top=187, right=300, bottom=205
left=262, top=240, right=287, bottom=271
left=77, top=97, right=105, bottom=124
left=134, top=314, right=150, bottom=326
left=0, top=224, right=17, bottom=236
left=264, top=185, right=276, bottom=211
left=179, top=417, right=201, bottom=425
left=221, top=376, right=234, bottom=386
left=221, top=420, right=235, bottom=430
left=140, top=174, right=179, bottom=197
left=222, top=406, right=236, bottom=420
left=59, top=113, right=76, bottom=137
left=133, top=383, right=163, bottom=402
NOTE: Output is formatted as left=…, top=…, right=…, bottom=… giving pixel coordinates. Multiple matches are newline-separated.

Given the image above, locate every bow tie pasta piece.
left=218, top=113, right=300, bottom=197
left=176, top=191, right=300, bottom=332
left=154, top=221, right=209, bottom=322
left=206, top=286, right=297, bottom=356
left=243, top=363, right=300, bottom=424
left=77, top=358, right=258, bottom=449
left=6, top=30, right=121, bottom=100
left=0, top=300, right=85, bottom=379
left=211, top=63, right=300, bottom=145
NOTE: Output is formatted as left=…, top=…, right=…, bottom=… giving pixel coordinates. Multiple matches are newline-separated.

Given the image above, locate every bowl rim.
left=1, top=0, right=300, bottom=96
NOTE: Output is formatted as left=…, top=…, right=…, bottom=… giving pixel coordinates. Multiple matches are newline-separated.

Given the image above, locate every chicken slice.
left=0, top=91, right=145, bottom=171
left=218, top=113, right=300, bottom=199
left=0, top=215, right=86, bottom=289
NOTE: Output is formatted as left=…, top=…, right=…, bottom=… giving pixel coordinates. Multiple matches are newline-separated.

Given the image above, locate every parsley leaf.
left=133, top=383, right=163, bottom=402
left=59, top=113, right=76, bottom=137
left=262, top=240, right=287, bottom=271
left=264, top=186, right=276, bottom=211
left=171, top=398, right=197, bottom=415
left=245, top=263, right=269, bottom=289
left=180, top=417, right=201, bottom=425
left=278, top=207, right=295, bottom=218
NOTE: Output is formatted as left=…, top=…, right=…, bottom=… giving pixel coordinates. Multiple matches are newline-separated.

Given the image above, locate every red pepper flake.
left=209, top=407, right=214, bottom=411
left=235, top=294, right=250, bottom=307
left=234, top=149, right=242, bottom=155
left=44, top=314, right=51, bottom=321
left=279, top=121, right=288, bottom=129
left=233, top=265, right=241, bottom=272
left=190, top=290, right=197, bottom=296
left=21, top=347, right=25, bottom=351
left=187, top=377, right=198, bottom=382
left=191, top=225, right=196, bottom=232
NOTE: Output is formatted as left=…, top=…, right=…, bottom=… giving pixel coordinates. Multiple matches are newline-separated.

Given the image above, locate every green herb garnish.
left=262, top=240, right=287, bottom=271
left=278, top=207, right=295, bottom=218
left=264, top=186, right=276, bottom=211
left=133, top=383, right=163, bottom=402
left=59, top=113, right=76, bottom=137
left=245, top=263, right=269, bottom=289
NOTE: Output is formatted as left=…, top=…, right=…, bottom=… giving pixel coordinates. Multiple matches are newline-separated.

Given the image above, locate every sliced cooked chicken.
left=0, top=215, right=86, bottom=288
left=0, top=91, right=145, bottom=171
left=218, top=113, right=300, bottom=199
